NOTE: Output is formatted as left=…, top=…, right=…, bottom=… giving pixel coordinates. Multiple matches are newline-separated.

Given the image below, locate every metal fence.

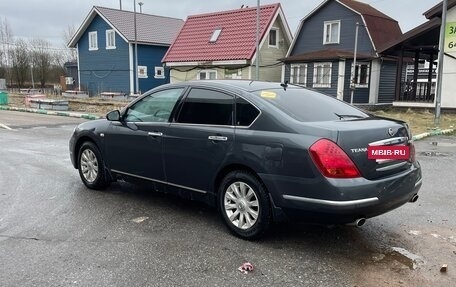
left=398, top=81, right=435, bottom=103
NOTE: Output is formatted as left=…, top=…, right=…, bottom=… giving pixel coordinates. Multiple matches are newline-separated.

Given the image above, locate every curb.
left=0, top=105, right=102, bottom=120
left=413, top=128, right=455, bottom=141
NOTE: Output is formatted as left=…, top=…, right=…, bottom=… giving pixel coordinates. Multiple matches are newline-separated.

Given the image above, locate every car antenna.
left=280, top=81, right=288, bottom=91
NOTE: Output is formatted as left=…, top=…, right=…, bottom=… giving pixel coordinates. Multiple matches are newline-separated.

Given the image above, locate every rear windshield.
left=253, top=88, right=369, bottom=122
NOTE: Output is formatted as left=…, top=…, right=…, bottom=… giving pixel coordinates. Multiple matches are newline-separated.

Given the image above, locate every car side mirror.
left=106, top=110, right=121, bottom=121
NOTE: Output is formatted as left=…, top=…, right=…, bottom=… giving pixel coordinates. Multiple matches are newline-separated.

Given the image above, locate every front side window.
left=198, top=70, right=217, bottom=80
left=290, top=64, right=307, bottom=86
left=353, top=63, right=370, bottom=87
left=313, top=63, right=332, bottom=88
left=177, top=88, right=233, bottom=126
left=124, top=88, right=184, bottom=123
left=89, top=31, right=98, bottom=50
left=324, top=21, right=340, bottom=44
left=106, top=29, right=116, bottom=49
left=269, top=28, right=278, bottom=47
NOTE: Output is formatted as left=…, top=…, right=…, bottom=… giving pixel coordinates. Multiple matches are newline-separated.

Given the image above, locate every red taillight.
left=309, top=139, right=361, bottom=178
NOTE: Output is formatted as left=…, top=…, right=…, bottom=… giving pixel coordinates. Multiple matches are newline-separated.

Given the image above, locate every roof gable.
left=163, top=3, right=290, bottom=63
left=287, top=0, right=402, bottom=55
left=424, top=0, right=456, bottom=19
left=68, top=6, right=184, bottom=48
left=338, top=0, right=402, bottom=51
left=338, top=0, right=394, bottom=20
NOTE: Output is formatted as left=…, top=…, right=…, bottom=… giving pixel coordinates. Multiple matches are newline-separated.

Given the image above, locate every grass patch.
left=371, top=108, right=456, bottom=135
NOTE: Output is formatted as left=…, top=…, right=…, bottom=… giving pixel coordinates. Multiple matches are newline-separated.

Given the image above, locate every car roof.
left=183, top=80, right=290, bottom=92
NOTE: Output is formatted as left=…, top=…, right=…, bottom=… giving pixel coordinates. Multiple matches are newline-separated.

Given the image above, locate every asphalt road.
left=0, top=110, right=455, bottom=287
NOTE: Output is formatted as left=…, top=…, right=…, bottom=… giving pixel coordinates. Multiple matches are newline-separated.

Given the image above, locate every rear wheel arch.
left=214, top=164, right=265, bottom=195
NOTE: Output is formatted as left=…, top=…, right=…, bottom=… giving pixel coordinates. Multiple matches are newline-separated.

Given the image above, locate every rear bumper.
left=259, top=161, right=422, bottom=224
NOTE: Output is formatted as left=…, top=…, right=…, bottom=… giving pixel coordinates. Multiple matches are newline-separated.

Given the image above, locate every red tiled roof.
left=338, top=0, right=402, bottom=51
left=162, top=4, right=280, bottom=63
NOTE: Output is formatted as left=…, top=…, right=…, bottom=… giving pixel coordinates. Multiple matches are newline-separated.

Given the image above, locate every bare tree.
left=30, top=38, right=53, bottom=88
left=0, top=17, right=13, bottom=81
left=11, top=39, right=29, bottom=88
left=62, top=24, right=77, bottom=63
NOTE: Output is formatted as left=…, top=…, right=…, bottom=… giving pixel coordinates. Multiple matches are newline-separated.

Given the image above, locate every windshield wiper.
left=334, top=113, right=366, bottom=120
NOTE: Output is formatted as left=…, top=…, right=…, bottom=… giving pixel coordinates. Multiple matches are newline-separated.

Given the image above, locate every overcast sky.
left=0, top=0, right=442, bottom=48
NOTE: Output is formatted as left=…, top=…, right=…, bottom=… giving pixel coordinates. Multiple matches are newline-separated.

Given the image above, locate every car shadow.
left=85, top=181, right=404, bottom=259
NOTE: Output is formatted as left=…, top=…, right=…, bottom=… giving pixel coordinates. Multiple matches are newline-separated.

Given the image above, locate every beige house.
left=162, top=3, right=292, bottom=83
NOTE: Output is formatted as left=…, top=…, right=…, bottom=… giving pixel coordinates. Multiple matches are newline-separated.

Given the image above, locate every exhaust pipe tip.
left=355, top=218, right=366, bottom=227
left=409, top=194, right=419, bottom=203
left=346, top=217, right=367, bottom=227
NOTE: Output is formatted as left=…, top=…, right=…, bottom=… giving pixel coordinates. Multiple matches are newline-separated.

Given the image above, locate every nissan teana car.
left=69, top=80, right=422, bottom=239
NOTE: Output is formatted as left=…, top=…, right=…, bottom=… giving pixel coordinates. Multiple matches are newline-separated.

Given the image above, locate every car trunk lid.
left=310, top=117, right=412, bottom=180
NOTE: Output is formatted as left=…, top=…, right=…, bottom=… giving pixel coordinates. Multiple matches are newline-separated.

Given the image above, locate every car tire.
left=218, top=171, right=271, bottom=239
left=78, top=141, right=109, bottom=190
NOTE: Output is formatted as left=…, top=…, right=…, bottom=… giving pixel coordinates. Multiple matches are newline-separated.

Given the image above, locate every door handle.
left=148, top=131, right=163, bottom=137
left=208, top=135, right=228, bottom=141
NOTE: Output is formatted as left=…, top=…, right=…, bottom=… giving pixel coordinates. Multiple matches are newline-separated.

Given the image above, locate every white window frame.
left=268, top=28, right=279, bottom=48
left=209, top=28, right=222, bottom=42
left=353, top=62, right=370, bottom=88
left=88, top=31, right=98, bottom=51
left=290, top=64, right=307, bottom=86
left=323, top=20, right=340, bottom=45
left=138, top=66, right=148, bottom=78
left=313, top=62, right=332, bottom=88
left=106, top=29, right=116, bottom=49
left=197, top=69, right=217, bottom=80
left=154, top=66, right=165, bottom=79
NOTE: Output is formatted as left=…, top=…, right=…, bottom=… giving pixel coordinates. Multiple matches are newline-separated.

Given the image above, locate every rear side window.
left=253, top=88, right=369, bottom=122
left=236, top=97, right=260, bottom=126
left=177, top=88, right=233, bottom=125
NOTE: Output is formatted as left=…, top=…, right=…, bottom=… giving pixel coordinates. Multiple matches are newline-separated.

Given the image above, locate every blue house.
left=68, top=6, right=183, bottom=96
left=281, top=0, right=402, bottom=104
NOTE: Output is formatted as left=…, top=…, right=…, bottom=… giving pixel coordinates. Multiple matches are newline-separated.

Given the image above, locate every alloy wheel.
left=80, top=149, right=99, bottom=183
left=224, top=181, right=259, bottom=230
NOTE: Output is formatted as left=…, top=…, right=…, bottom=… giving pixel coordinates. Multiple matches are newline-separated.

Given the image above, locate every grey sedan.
left=69, top=80, right=422, bottom=239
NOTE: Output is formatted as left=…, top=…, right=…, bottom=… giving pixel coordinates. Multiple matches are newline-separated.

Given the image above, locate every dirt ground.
left=373, top=109, right=456, bottom=135
left=4, top=93, right=456, bottom=135
left=6, top=93, right=127, bottom=116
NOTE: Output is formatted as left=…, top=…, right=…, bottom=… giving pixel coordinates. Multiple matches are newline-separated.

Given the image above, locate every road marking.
left=0, top=122, right=12, bottom=130
left=131, top=216, right=149, bottom=223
